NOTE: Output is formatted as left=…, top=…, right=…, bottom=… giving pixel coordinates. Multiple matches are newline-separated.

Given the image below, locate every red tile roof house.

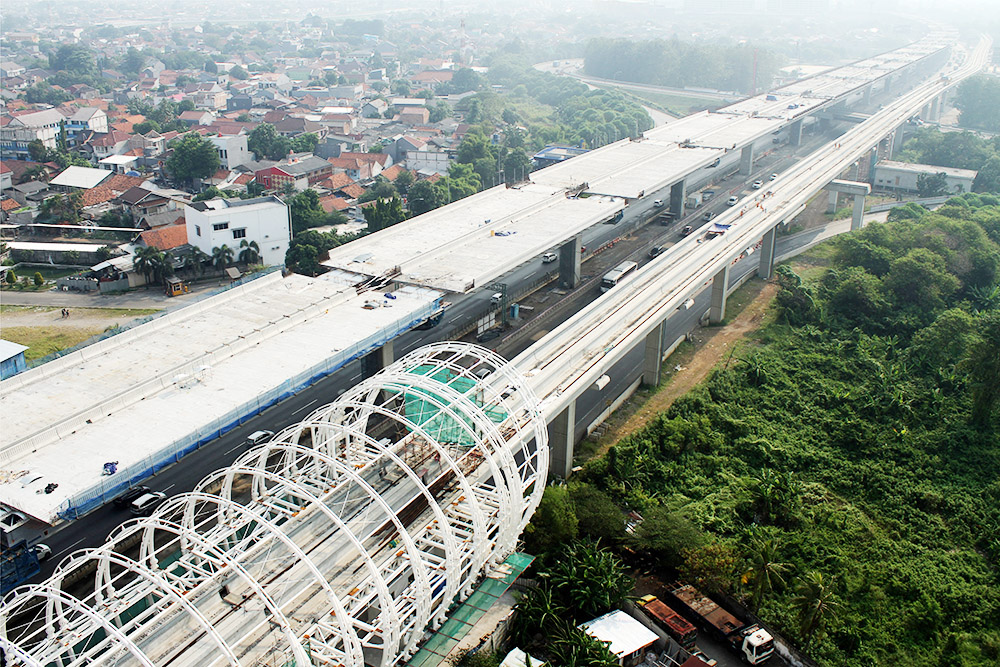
left=90, top=130, right=132, bottom=160
left=116, top=185, right=174, bottom=217
left=138, top=224, right=188, bottom=251
left=326, top=156, right=373, bottom=182
left=318, top=195, right=350, bottom=213
left=335, top=152, right=392, bottom=177
left=80, top=174, right=149, bottom=209
left=255, top=155, right=332, bottom=191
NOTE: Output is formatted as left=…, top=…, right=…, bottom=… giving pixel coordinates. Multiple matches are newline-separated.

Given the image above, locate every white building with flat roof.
left=208, top=133, right=251, bottom=170
left=873, top=160, right=977, bottom=195
left=579, top=610, right=659, bottom=667
left=185, top=195, right=291, bottom=266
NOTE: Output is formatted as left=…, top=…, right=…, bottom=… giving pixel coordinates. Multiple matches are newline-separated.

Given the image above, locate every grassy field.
left=617, top=88, right=723, bottom=116
left=0, top=305, right=161, bottom=361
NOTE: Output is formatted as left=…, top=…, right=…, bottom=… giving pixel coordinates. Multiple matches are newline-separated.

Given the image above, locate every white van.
left=130, top=491, right=166, bottom=516
left=246, top=430, right=274, bottom=446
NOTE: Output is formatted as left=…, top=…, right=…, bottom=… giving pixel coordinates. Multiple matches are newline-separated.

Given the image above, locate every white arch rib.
left=1, top=342, right=546, bottom=667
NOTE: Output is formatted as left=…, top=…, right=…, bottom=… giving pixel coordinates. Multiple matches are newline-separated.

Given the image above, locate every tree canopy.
left=247, top=123, right=291, bottom=160
left=166, top=133, right=221, bottom=183
left=577, top=193, right=1000, bottom=664
left=583, top=38, right=781, bottom=93
left=955, top=74, right=1000, bottom=132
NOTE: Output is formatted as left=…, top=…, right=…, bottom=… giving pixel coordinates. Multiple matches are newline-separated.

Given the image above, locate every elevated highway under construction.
left=0, top=30, right=990, bottom=667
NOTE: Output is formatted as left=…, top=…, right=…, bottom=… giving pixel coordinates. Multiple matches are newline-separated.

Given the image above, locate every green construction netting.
left=405, top=552, right=535, bottom=667
left=402, top=365, right=508, bottom=447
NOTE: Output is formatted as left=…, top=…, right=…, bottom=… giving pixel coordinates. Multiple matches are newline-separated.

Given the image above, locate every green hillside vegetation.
left=481, top=57, right=654, bottom=150
left=534, top=194, right=1000, bottom=666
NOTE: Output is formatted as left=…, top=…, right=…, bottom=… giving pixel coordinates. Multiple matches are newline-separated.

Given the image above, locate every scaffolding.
left=1, top=342, right=548, bottom=667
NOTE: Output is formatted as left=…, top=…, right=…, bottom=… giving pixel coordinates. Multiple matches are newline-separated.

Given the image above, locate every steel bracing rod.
left=2, top=342, right=546, bottom=667
left=0, top=583, right=157, bottom=667
left=201, top=456, right=431, bottom=656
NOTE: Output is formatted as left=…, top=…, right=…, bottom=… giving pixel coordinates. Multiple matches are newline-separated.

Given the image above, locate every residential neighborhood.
left=0, top=8, right=547, bottom=291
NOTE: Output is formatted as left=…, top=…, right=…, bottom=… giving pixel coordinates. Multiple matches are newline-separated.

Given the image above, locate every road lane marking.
left=52, top=538, right=86, bottom=560
left=292, top=399, right=319, bottom=416
left=223, top=442, right=247, bottom=456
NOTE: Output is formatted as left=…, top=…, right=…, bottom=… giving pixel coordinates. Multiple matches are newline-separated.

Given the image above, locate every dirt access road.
left=590, top=279, right=778, bottom=458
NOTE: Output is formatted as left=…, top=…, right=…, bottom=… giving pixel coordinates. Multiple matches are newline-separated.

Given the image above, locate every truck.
left=665, top=582, right=774, bottom=665
left=654, top=211, right=676, bottom=226
left=1, top=540, right=40, bottom=595
left=685, top=192, right=703, bottom=209
left=637, top=595, right=698, bottom=650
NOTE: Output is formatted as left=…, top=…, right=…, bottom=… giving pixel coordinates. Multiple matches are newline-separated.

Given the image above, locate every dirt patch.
left=0, top=305, right=160, bottom=361
left=587, top=279, right=778, bottom=459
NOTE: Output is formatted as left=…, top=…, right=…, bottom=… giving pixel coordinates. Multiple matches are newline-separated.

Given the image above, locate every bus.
left=600, top=260, right=638, bottom=292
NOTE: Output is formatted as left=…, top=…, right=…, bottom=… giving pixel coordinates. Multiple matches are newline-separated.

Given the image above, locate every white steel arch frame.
left=1, top=342, right=547, bottom=667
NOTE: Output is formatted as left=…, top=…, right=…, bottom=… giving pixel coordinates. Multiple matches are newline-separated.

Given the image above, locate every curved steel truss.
left=2, top=342, right=548, bottom=667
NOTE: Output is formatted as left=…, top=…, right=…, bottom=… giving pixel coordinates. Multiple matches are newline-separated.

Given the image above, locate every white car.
left=33, top=543, right=52, bottom=562
left=752, top=180, right=763, bottom=189
left=653, top=199, right=664, bottom=207
left=770, top=172, right=778, bottom=180
left=245, top=430, right=274, bottom=446
left=130, top=491, right=167, bottom=516
left=727, top=196, right=739, bottom=206
left=541, top=252, right=558, bottom=263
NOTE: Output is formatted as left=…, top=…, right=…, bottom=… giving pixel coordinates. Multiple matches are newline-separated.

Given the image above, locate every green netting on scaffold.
left=402, top=365, right=508, bottom=447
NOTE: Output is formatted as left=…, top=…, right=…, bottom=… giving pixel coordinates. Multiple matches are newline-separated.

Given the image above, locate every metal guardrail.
left=867, top=195, right=951, bottom=212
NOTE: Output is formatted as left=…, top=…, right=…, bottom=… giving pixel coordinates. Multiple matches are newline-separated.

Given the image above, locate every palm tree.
left=238, top=239, right=260, bottom=265
left=212, top=244, right=234, bottom=270
left=746, top=538, right=790, bottom=608
left=547, top=541, right=632, bottom=618
left=150, top=250, right=174, bottom=285
left=188, top=247, right=210, bottom=276
left=790, top=571, right=838, bottom=642
left=132, top=245, right=161, bottom=285
left=511, top=586, right=566, bottom=643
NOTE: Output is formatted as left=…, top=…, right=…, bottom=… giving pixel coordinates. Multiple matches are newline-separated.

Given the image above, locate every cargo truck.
left=1, top=540, right=40, bottom=594
left=637, top=595, right=698, bottom=650
left=666, top=582, right=774, bottom=664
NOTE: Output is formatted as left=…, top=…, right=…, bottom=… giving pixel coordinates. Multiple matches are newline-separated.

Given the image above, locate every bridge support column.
left=669, top=179, right=686, bottom=218
left=361, top=340, right=394, bottom=379
left=930, top=95, right=942, bottom=122
left=851, top=193, right=867, bottom=231
left=862, top=84, right=873, bottom=106
left=549, top=400, right=576, bottom=479
left=709, top=265, right=730, bottom=324
left=789, top=119, right=803, bottom=146
left=559, top=234, right=582, bottom=289
left=889, top=126, right=904, bottom=158
left=759, top=227, right=777, bottom=280
left=827, top=190, right=839, bottom=214
left=642, top=321, right=665, bottom=386
left=739, top=144, right=755, bottom=175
